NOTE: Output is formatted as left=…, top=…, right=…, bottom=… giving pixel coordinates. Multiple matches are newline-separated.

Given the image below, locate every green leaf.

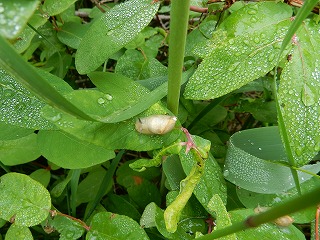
left=163, top=155, right=186, bottom=191
left=0, top=1, right=40, bottom=39
left=0, top=173, right=51, bottom=226
left=86, top=212, right=149, bottom=240
left=229, top=209, right=305, bottom=239
left=180, top=136, right=227, bottom=211
left=115, top=49, right=167, bottom=80
left=207, top=194, right=236, bottom=240
left=0, top=122, right=34, bottom=140
left=141, top=202, right=206, bottom=239
left=5, top=224, right=33, bottom=240
left=103, top=194, right=141, bottom=222
left=41, top=90, right=181, bottom=151
left=76, top=167, right=112, bottom=205
left=0, top=68, right=52, bottom=129
left=75, top=0, right=160, bottom=74
left=278, top=20, right=320, bottom=166
left=46, top=214, right=85, bottom=240
left=30, top=169, right=51, bottom=188
left=184, top=3, right=291, bottom=100
left=42, top=0, right=78, bottom=16
left=89, top=70, right=194, bottom=123
left=57, top=22, right=90, bottom=49
left=219, top=2, right=292, bottom=37
left=224, top=126, right=320, bottom=194
left=0, top=133, right=41, bottom=166
left=237, top=177, right=320, bottom=224
left=37, top=130, right=115, bottom=169
left=13, top=11, right=48, bottom=53
left=0, top=37, right=95, bottom=123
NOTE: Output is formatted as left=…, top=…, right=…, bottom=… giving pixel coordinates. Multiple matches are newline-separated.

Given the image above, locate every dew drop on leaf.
left=97, top=97, right=105, bottom=104
left=301, top=84, right=316, bottom=106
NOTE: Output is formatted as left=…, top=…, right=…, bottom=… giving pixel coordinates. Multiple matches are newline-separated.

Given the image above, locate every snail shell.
left=135, top=115, right=177, bottom=135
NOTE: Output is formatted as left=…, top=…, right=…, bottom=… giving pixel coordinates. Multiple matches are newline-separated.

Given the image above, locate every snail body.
left=135, top=115, right=177, bottom=135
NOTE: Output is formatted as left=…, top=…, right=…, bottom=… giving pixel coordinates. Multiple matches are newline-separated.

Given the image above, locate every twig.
left=190, top=6, right=208, bottom=13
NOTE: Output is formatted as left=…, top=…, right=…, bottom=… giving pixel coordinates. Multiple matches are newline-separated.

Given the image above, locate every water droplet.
left=104, top=94, right=113, bottom=100
left=250, top=16, right=258, bottom=23
left=247, top=9, right=257, bottom=15
left=268, top=53, right=275, bottom=62
left=228, top=39, right=235, bottom=44
left=301, top=84, right=316, bottom=106
left=295, top=146, right=303, bottom=157
left=228, top=61, right=240, bottom=72
left=253, top=37, right=260, bottom=44
left=97, top=97, right=105, bottom=104
left=223, top=170, right=229, bottom=177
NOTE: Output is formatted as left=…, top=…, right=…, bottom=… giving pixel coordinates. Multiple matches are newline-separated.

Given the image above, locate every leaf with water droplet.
left=42, top=0, right=77, bottom=16
left=224, top=127, right=320, bottom=194
left=87, top=212, right=149, bottom=240
left=5, top=224, right=33, bottom=240
left=75, top=0, right=160, bottom=74
left=0, top=173, right=51, bottom=226
left=278, top=19, right=320, bottom=166
left=184, top=4, right=291, bottom=100
left=0, top=0, right=39, bottom=39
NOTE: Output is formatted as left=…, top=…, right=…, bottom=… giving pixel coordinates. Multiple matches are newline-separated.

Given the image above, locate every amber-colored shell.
left=135, top=115, right=177, bottom=135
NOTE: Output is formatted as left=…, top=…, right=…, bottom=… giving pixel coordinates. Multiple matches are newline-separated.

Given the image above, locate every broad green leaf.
left=46, top=215, right=85, bottom=240
left=184, top=3, right=292, bottom=100
left=0, top=173, right=51, bottom=226
left=75, top=0, right=160, bottom=74
left=141, top=202, right=206, bottom=239
left=207, top=194, right=236, bottom=240
left=237, top=177, right=320, bottom=224
left=5, top=224, right=33, bottom=240
left=278, top=20, right=320, bottom=166
left=163, top=155, right=186, bottom=191
left=86, top=212, right=149, bottom=240
left=224, top=126, right=320, bottom=194
left=30, top=169, right=51, bottom=188
left=0, top=0, right=39, bottom=39
left=0, top=68, right=51, bottom=129
left=0, top=122, right=34, bottom=140
left=42, top=0, right=78, bottom=16
left=219, top=2, right=292, bottom=37
left=76, top=167, right=112, bottom=205
left=37, top=130, right=115, bottom=169
left=127, top=177, right=161, bottom=210
left=0, top=133, right=41, bottom=166
left=89, top=70, right=194, bottom=123
left=0, top=37, right=95, bottom=123
left=229, top=209, right=305, bottom=239
left=103, top=194, right=141, bottom=222
left=115, top=49, right=167, bottom=80
left=116, top=160, right=161, bottom=188
left=41, top=89, right=181, bottom=151
left=57, top=22, right=90, bottom=49
left=180, top=136, right=227, bottom=211
left=13, top=11, right=48, bottom=53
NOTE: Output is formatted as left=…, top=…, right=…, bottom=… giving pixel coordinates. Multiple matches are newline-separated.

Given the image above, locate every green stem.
left=70, top=169, right=81, bottom=217
left=197, top=185, right=320, bottom=239
left=167, top=0, right=190, bottom=115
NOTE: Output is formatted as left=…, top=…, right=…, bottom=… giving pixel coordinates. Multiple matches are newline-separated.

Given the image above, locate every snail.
left=135, top=115, right=177, bottom=135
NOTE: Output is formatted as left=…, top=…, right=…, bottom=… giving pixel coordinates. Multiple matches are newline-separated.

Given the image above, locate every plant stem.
left=70, top=169, right=81, bottom=217
left=197, top=185, right=320, bottom=239
left=167, top=0, right=190, bottom=115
